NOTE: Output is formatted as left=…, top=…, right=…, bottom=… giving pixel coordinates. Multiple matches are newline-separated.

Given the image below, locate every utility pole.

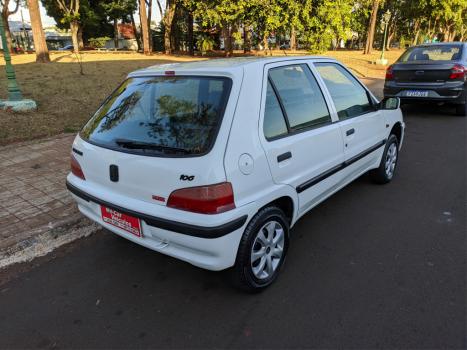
left=0, top=7, right=37, bottom=111
left=376, top=11, right=391, bottom=65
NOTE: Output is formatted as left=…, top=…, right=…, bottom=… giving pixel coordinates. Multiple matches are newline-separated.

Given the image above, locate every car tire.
left=231, top=206, right=289, bottom=292
left=370, top=134, right=399, bottom=184
left=455, top=102, right=466, bottom=117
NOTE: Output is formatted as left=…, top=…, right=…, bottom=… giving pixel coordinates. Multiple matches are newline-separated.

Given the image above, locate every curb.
left=0, top=214, right=100, bottom=269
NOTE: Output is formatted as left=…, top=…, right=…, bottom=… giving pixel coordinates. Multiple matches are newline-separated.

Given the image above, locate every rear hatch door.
left=74, top=72, right=240, bottom=206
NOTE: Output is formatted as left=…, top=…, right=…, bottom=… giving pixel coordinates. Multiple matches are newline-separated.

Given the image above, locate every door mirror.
left=379, top=97, right=400, bottom=110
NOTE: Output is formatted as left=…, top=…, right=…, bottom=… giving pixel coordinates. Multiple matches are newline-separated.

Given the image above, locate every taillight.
left=385, top=65, right=394, bottom=81
left=449, top=64, right=465, bottom=80
left=70, top=153, right=85, bottom=180
left=167, top=182, right=235, bottom=214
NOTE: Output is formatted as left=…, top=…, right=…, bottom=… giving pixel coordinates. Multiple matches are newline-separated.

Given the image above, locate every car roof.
left=128, top=56, right=337, bottom=77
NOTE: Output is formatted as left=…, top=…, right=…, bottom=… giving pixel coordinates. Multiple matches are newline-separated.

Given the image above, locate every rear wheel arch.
left=256, top=196, right=295, bottom=226
left=390, top=122, right=402, bottom=143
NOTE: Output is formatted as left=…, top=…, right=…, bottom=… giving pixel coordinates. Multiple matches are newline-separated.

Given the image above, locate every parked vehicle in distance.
left=384, top=42, right=467, bottom=116
left=67, top=57, right=404, bottom=291
left=59, top=45, right=74, bottom=51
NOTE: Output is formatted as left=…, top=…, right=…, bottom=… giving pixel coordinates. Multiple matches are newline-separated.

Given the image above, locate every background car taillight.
left=385, top=65, right=394, bottom=81
left=167, top=182, right=235, bottom=214
left=70, top=153, right=85, bottom=180
left=449, top=64, right=466, bottom=80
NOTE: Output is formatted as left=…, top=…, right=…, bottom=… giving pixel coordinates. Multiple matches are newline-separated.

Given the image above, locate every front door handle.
left=346, top=128, right=355, bottom=136
left=277, top=151, right=292, bottom=163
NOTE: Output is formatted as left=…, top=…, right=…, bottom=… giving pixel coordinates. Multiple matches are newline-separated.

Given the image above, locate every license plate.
left=404, top=90, right=429, bottom=97
left=101, top=206, right=142, bottom=237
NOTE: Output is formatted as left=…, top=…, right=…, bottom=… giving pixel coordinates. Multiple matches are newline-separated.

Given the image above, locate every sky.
left=9, top=2, right=163, bottom=28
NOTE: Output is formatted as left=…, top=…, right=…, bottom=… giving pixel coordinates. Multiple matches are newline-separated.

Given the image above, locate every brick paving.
left=0, top=134, right=77, bottom=250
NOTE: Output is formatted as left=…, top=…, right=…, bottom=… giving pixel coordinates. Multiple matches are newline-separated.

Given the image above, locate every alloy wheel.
left=250, top=220, right=285, bottom=280
left=385, top=142, right=397, bottom=178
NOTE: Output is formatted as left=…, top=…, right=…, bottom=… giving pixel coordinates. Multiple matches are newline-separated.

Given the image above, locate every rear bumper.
left=66, top=178, right=251, bottom=271
left=384, top=81, right=466, bottom=104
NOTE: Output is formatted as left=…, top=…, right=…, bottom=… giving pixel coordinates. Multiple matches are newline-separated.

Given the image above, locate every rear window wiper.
left=115, top=138, right=193, bottom=154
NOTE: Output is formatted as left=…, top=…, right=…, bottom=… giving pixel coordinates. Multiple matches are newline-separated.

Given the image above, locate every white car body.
left=67, top=56, right=404, bottom=271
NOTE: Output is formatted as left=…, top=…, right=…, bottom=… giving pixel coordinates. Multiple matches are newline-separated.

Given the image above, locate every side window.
left=263, top=80, right=288, bottom=140
left=315, top=62, right=373, bottom=120
left=269, top=64, right=331, bottom=131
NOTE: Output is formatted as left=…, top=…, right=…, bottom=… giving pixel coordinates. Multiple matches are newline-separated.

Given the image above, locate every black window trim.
left=79, top=75, right=233, bottom=158
left=264, top=63, right=333, bottom=142
left=314, top=61, right=378, bottom=121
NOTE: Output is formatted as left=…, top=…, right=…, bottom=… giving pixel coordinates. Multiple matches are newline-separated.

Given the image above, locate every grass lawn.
left=0, top=49, right=403, bottom=145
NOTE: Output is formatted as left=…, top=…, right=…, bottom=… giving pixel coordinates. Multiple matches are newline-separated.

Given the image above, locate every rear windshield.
left=80, top=76, right=232, bottom=156
left=398, top=45, right=462, bottom=62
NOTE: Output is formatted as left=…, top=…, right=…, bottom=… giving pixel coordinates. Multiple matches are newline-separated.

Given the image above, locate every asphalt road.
left=1, top=103, right=465, bottom=349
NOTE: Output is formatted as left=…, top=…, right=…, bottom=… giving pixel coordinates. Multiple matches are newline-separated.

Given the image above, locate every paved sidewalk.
left=0, top=134, right=86, bottom=255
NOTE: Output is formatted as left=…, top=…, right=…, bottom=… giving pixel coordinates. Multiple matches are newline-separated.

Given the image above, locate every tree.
left=139, top=0, right=150, bottom=54
left=27, top=0, right=50, bottom=62
left=130, top=11, right=140, bottom=50
left=186, top=9, right=193, bottom=55
left=304, top=0, right=353, bottom=52
left=47, top=0, right=81, bottom=52
left=100, top=0, right=136, bottom=49
left=0, top=0, right=20, bottom=53
left=431, top=0, right=466, bottom=42
left=146, top=0, right=151, bottom=51
left=156, top=0, right=176, bottom=54
left=364, top=0, right=380, bottom=54
left=42, top=0, right=113, bottom=45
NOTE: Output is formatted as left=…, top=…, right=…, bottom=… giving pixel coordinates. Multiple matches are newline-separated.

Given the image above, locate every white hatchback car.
left=67, top=57, right=404, bottom=291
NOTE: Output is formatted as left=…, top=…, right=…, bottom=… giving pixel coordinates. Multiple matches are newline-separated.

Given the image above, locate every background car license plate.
left=101, top=206, right=141, bottom=237
left=405, top=90, right=429, bottom=97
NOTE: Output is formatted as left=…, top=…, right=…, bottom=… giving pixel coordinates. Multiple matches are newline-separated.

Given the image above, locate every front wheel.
left=370, top=134, right=399, bottom=184
left=231, top=206, right=289, bottom=292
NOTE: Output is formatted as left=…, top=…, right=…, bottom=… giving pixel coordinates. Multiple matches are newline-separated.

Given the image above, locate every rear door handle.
left=277, top=151, right=292, bottom=163
left=346, top=128, right=355, bottom=136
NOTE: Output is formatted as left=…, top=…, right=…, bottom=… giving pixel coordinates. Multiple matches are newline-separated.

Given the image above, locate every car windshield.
left=398, top=45, right=462, bottom=62
left=80, top=76, right=232, bottom=156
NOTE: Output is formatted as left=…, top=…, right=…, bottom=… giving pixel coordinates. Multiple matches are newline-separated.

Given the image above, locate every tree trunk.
left=147, top=0, right=152, bottom=52
left=77, top=24, right=84, bottom=49
left=413, top=29, right=421, bottom=45
left=386, top=31, right=394, bottom=51
left=130, top=13, right=141, bottom=51
left=411, top=20, right=420, bottom=45
left=172, top=8, right=180, bottom=52
left=290, top=26, right=296, bottom=51
left=364, top=0, right=380, bottom=54
left=70, top=20, right=80, bottom=53
left=449, top=30, right=456, bottom=42
left=1, top=9, right=14, bottom=53
left=187, top=11, right=194, bottom=55
left=263, top=32, right=269, bottom=51
left=139, top=0, right=150, bottom=55
left=163, top=1, right=176, bottom=54
left=243, top=25, right=251, bottom=53
left=27, top=0, right=50, bottom=62
left=222, top=25, right=230, bottom=57
left=113, top=18, right=118, bottom=49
